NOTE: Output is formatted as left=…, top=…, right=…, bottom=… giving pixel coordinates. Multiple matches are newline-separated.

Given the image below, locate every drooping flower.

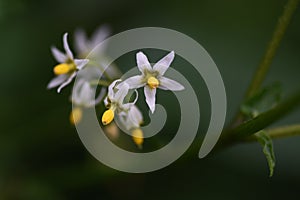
left=102, top=80, right=137, bottom=125
left=123, top=51, right=184, bottom=113
left=47, top=33, right=89, bottom=93
left=118, top=105, right=144, bottom=149
left=119, top=105, right=143, bottom=131
left=70, top=78, right=106, bottom=125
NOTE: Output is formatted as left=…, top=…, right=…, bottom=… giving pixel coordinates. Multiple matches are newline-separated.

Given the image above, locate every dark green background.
left=1, top=0, right=300, bottom=199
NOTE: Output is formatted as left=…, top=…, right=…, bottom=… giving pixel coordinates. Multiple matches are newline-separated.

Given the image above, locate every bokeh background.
left=1, top=0, right=300, bottom=199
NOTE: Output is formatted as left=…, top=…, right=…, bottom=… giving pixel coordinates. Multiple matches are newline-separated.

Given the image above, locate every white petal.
left=47, top=74, right=68, bottom=89
left=72, top=79, right=85, bottom=104
left=51, top=47, right=67, bottom=63
left=159, top=77, right=184, bottom=91
left=104, top=96, right=109, bottom=107
left=57, top=72, right=77, bottom=93
left=79, top=81, right=93, bottom=105
left=132, top=90, right=139, bottom=104
left=74, top=28, right=88, bottom=55
left=108, top=79, right=121, bottom=99
left=90, top=24, right=111, bottom=49
left=115, top=82, right=129, bottom=103
left=63, top=33, right=74, bottom=60
left=94, top=87, right=107, bottom=106
left=74, top=59, right=89, bottom=70
left=136, top=51, right=152, bottom=74
left=128, top=105, right=143, bottom=127
left=123, top=75, right=145, bottom=89
left=153, top=51, right=175, bottom=76
left=144, top=86, right=156, bottom=113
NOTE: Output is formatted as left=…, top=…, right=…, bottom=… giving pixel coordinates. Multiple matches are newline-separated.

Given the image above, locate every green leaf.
left=241, top=83, right=282, bottom=118
left=255, top=131, right=276, bottom=177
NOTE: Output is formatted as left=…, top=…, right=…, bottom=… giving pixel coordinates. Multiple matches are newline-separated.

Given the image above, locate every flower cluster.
left=47, top=26, right=184, bottom=148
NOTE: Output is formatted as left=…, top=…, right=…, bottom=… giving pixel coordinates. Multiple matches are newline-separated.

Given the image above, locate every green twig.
left=267, top=124, right=300, bottom=139
left=219, top=90, right=300, bottom=146
left=244, top=124, right=300, bottom=142
left=230, top=0, right=299, bottom=128
left=88, top=60, right=113, bottom=81
left=246, top=0, right=299, bottom=97
left=90, top=79, right=111, bottom=87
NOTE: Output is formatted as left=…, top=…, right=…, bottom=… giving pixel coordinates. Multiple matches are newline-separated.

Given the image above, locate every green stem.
left=88, top=60, right=113, bottom=81
left=244, top=124, right=300, bottom=142
left=246, top=0, right=299, bottom=97
left=230, top=0, right=299, bottom=128
left=219, top=90, right=300, bottom=145
left=267, top=124, right=300, bottom=139
left=90, top=79, right=111, bottom=87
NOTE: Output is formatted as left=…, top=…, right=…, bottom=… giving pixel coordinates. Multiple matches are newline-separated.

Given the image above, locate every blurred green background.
left=1, top=0, right=300, bottom=199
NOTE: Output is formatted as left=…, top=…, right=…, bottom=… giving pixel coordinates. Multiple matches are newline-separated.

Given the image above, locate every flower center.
left=102, top=109, right=115, bottom=125
left=147, top=76, right=159, bottom=89
left=53, top=63, right=75, bottom=75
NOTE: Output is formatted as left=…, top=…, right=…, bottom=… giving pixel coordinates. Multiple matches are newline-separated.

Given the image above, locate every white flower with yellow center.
left=123, top=51, right=184, bottom=113
left=70, top=79, right=106, bottom=125
left=47, top=33, right=89, bottom=93
left=102, top=80, right=137, bottom=125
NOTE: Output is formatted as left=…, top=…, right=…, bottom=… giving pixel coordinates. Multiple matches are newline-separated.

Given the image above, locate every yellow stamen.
left=147, top=76, right=159, bottom=89
left=132, top=128, right=144, bottom=149
left=102, top=109, right=114, bottom=125
left=53, top=63, right=74, bottom=75
left=70, top=107, right=82, bottom=125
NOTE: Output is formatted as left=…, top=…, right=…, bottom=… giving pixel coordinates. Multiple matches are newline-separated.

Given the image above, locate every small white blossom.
left=74, top=25, right=110, bottom=57
left=102, top=80, right=137, bottom=125
left=69, top=78, right=106, bottom=125
left=72, top=78, right=106, bottom=108
left=119, top=105, right=143, bottom=131
left=117, top=101, right=144, bottom=149
left=47, top=33, right=89, bottom=93
left=123, top=51, right=184, bottom=113
left=74, top=25, right=121, bottom=80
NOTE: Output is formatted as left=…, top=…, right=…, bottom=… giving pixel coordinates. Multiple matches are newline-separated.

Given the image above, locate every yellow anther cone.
left=54, top=63, right=72, bottom=75
left=132, top=128, right=144, bottom=149
left=70, top=107, right=83, bottom=125
left=147, top=76, right=159, bottom=89
left=102, top=109, right=114, bottom=125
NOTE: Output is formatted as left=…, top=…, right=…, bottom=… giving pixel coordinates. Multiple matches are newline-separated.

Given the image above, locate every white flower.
left=72, top=78, right=106, bottom=108
left=70, top=78, right=106, bottom=125
left=118, top=104, right=144, bottom=149
left=102, top=80, right=137, bottom=125
left=47, top=33, right=89, bottom=93
left=123, top=51, right=184, bottom=113
left=119, top=105, right=143, bottom=131
left=74, top=25, right=110, bottom=57
left=74, top=25, right=121, bottom=80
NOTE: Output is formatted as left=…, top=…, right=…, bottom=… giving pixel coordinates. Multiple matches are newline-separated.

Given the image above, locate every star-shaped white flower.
left=74, top=25, right=110, bottom=57
left=47, top=33, right=89, bottom=93
left=123, top=51, right=184, bottom=113
left=102, top=80, right=137, bottom=125
left=74, top=25, right=121, bottom=80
